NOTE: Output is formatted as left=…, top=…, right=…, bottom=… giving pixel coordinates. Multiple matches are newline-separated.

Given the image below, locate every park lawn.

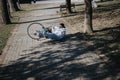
left=64, top=0, right=120, bottom=67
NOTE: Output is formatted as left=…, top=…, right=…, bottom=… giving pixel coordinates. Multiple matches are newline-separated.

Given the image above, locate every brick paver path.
left=0, top=1, right=119, bottom=80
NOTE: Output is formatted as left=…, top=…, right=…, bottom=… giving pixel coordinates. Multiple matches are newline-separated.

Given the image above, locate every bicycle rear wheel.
left=27, top=23, right=45, bottom=40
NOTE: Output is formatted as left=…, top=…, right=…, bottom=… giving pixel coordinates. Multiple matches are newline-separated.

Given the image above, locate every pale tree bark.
left=16, top=0, right=21, bottom=9
left=66, top=0, right=72, bottom=13
left=84, top=0, right=93, bottom=33
left=8, top=0, right=15, bottom=12
left=8, top=0, right=21, bottom=12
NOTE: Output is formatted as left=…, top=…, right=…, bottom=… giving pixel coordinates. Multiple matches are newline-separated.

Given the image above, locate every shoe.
left=39, top=32, right=44, bottom=38
left=33, top=33, right=37, bottom=36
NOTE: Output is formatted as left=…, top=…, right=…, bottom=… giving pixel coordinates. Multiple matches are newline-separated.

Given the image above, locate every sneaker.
left=33, top=32, right=37, bottom=36
left=39, top=32, right=44, bottom=38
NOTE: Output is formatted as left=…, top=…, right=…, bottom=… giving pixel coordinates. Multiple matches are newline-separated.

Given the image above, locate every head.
left=59, top=23, right=65, bottom=28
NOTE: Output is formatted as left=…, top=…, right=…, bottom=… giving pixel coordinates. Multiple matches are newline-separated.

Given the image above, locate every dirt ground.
left=63, top=0, right=120, bottom=67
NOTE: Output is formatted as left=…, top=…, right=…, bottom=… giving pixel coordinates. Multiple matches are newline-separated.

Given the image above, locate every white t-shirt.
left=52, top=26, right=66, bottom=39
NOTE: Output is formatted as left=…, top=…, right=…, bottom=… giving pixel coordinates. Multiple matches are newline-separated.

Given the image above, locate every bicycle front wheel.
left=27, top=23, right=45, bottom=40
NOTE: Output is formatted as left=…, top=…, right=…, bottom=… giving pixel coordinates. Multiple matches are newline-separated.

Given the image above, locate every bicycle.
left=27, top=22, right=66, bottom=40
left=27, top=23, right=48, bottom=40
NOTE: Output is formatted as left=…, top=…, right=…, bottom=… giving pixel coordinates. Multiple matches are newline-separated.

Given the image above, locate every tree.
left=66, top=0, right=72, bottom=13
left=8, top=0, right=21, bottom=12
left=84, top=0, right=93, bottom=33
left=12, top=0, right=20, bottom=11
left=0, top=0, right=11, bottom=24
left=8, top=0, right=16, bottom=12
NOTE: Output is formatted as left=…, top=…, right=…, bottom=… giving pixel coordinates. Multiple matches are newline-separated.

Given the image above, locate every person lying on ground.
left=38, top=23, right=66, bottom=40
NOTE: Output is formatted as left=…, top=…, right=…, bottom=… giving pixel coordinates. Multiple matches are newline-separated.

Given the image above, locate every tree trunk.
left=0, top=0, right=11, bottom=24
left=66, top=0, right=72, bottom=14
left=0, top=0, right=3, bottom=24
left=13, top=0, right=20, bottom=11
left=84, top=0, right=93, bottom=33
left=8, top=0, right=15, bottom=12
left=16, top=0, right=21, bottom=9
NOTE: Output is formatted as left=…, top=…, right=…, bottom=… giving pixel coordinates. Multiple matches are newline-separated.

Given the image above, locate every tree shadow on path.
left=0, top=26, right=120, bottom=80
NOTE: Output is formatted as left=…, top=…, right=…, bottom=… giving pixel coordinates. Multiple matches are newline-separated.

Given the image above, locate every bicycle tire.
left=27, top=23, right=45, bottom=40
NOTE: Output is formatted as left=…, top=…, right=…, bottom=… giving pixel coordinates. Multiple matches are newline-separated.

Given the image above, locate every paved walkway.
left=0, top=1, right=119, bottom=80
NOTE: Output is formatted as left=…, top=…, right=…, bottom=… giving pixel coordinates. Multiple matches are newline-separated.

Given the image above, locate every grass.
left=63, top=0, right=120, bottom=67
left=0, top=3, right=47, bottom=54
left=0, top=24, right=15, bottom=54
left=20, top=3, right=47, bottom=10
left=0, top=7, right=26, bottom=54
left=64, top=0, right=120, bottom=30
left=0, top=9, right=22, bottom=54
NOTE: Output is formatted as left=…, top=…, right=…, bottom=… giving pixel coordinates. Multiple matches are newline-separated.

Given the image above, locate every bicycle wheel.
left=27, top=23, right=45, bottom=40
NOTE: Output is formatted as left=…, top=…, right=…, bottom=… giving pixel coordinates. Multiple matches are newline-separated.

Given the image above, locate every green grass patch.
left=0, top=9, right=26, bottom=54
left=0, top=24, right=15, bottom=54
left=0, top=3, right=46, bottom=54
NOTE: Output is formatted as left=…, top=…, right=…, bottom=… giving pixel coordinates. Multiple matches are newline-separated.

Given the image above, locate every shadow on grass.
left=0, top=25, right=120, bottom=80
left=95, top=1, right=120, bottom=13
left=94, top=25, right=120, bottom=67
left=94, top=24, right=120, bottom=32
left=11, top=1, right=80, bottom=24
left=11, top=12, right=78, bottom=24
left=28, top=6, right=60, bottom=11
